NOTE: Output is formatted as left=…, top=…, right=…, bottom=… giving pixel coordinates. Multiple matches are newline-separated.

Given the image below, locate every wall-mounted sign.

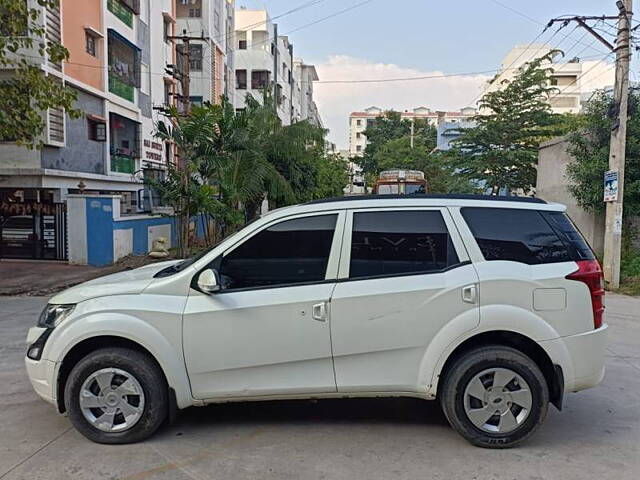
left=604, top=170, right=619, bottom=202
left=143, top=139, right=163, bottom=162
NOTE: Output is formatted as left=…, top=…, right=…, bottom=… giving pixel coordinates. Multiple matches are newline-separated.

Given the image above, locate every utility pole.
left=547, top=1, right=632, bottom=288
left=410, top=118, right=415, bottom=149
left=167, top=30, right=208, bottom=115
left=603, top=0, right=632, bottom=289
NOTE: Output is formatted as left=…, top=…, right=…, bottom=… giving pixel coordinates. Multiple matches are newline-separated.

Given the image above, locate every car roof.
left=259, top=194, right=566, bottom=223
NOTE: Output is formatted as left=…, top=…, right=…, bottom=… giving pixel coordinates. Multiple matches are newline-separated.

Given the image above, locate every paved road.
left=1, top=295, right=639, bottom=480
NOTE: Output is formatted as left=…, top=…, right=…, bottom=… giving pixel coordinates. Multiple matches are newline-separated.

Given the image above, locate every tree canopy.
left=450, top=52, right=563, bottom=194
left=0, top=0, right=80, bottom=146
left=358, top=111, right=437, bottom=177
left=153, top=95, right=346, bottom=254
left=566, top=89, right=640, bottom=217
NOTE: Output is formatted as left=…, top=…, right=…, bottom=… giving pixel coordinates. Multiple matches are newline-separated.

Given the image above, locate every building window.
left=108, top=29, right=141, bottom=102
left=356, top=119, right=362, bottom=126
left=85, top=32, right=97, bottom=57
left=236, top=69, right=247, bottom=89
left=356, top=145, right=362, bottom=152
left=251, top=70, right=270, bottom=90
left=356, top=132, right=361, bottom=139
left=88, top=118, right=107, bottom=142
left=238, top=40, right=247, bottom=50
left=189, top=96, right=203, bottom=107
left=109, top=113, right=140, bottom=174
left=177, top=44, right=203, bottom=72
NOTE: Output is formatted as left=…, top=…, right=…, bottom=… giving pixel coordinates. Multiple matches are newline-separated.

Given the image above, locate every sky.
left=236, top=0, right=627, bottom=149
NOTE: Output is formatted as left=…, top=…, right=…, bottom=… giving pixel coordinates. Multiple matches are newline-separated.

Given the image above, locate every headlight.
left=37, top=304, right=75, bottom=328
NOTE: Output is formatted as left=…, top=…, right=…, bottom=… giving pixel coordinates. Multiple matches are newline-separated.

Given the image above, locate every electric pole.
left=603, top=0, right=632, bottom=288
left=167, top=30, right=208, bottom=115
left=547, top=1, right=633, bottom=288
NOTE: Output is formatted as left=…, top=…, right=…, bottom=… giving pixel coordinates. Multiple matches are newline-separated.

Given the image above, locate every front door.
left=330, top=208, right=480, bottom=393
left=183, top=211, right=345, bottom=400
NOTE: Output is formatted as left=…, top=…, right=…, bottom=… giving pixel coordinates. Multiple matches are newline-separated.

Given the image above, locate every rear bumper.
left=540, top=324, right=608, bottom=393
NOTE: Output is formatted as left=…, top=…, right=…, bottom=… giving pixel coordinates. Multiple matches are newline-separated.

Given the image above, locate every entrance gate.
left=0, top=201, right=68, bottom=260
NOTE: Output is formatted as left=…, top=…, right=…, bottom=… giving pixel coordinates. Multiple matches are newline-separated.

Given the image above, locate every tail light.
left=566, top=260, right=605, bottom=329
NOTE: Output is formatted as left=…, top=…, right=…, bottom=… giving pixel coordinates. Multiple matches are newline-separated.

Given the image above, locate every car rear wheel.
left=440, top=345, right=549, bottom=448
left=64, top=347, right=167, bottom=444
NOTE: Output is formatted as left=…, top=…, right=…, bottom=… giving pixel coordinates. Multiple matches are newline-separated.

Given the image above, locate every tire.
left=64, top=347, right=168, bottom=444
left=440, top=345, right=549, bottom=448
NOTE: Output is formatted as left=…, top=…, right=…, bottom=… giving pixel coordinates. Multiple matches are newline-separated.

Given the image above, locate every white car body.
left=25, top=197, right=608, bottom=418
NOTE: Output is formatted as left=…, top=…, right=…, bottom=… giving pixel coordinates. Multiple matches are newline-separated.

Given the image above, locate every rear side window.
left=349, top=210, right=460, bottom=279
left=543, top=212, right=595, bottom=261
left=461, top=208, right=571, bottom=265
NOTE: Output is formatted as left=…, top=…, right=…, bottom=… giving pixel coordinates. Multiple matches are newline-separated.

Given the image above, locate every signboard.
left=604, top=170, right=619, bottom=202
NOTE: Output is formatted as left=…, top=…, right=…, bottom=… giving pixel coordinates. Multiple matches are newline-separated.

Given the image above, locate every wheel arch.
left=434, top=330, right=564, bottom=410
left=52, top=316, right=193, bottom=413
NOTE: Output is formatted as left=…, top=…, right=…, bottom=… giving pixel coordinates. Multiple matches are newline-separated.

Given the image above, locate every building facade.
left=348, top=106, right=477, bottom=157
left=233, top=8, right=322, bottom=126
left=0, top=0, right=181, bottom=215
left=175, top=0, right=235, bottom=107
left=481, top=44, right=614, bottom=115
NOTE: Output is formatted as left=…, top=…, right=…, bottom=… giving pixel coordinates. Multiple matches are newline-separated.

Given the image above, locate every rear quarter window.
left=461, top=207, right=572, bottom=265
left=542, top=211, right=596, bottom=261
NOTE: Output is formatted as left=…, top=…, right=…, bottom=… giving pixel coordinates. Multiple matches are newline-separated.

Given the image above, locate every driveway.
left=1, top=294, right=638, bottom=480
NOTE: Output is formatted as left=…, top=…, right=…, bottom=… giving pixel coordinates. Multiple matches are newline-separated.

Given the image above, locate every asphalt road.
left=1, top=294, right=639, bottom=480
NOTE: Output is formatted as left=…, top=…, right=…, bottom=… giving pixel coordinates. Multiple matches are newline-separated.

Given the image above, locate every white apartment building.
left=233, top=8, right=322, bottom=127
left=348, top=106, right=477, bottom=156
left=481, top=44, right=614, bottom=114
left=292, top=58, right=321, bottom=127
left=176, top=0, right=235, bottom=106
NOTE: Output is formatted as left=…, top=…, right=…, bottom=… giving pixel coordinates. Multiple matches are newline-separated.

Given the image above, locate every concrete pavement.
left=1, top=294, right=639, bottom=480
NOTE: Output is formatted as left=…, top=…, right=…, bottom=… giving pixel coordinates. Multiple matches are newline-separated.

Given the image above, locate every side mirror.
left=197, top=269, right=221, bottom=293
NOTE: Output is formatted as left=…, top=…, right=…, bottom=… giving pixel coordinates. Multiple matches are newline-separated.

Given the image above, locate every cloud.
left=313, top=55, right=492, bottom=150
left=313, top=56, right=616, bottom=150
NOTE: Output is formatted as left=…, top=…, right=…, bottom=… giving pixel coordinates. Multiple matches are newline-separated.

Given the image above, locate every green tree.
left=0, top=0, right=80, bottom=146
left=373, top=137, right=481, bottom=194
left=312, top=153, right=349, bottom=199
left=450, top=53, right=563, bottom=194
left=358, top=111, right=437, bottom=177
left=566, top=89, right=640, bottom=217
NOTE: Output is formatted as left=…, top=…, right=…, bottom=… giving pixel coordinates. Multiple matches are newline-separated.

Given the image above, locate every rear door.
left=329, top=207, right=480, bottom=393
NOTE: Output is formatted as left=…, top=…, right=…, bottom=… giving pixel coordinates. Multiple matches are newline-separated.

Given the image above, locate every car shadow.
left=170, top=397, right=449, bottom=431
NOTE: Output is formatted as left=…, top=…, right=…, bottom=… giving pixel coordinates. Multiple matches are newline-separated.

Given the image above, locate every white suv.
left=25, top=195, right=608, bottom=448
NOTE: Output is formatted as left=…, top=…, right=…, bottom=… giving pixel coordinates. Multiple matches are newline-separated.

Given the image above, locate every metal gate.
left=0, top=201, right=67, bottom=260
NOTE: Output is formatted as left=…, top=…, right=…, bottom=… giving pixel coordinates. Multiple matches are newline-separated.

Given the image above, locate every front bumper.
left=540, top=324, right=608, bottom=393
left=25, top=326, right=57, bottom=406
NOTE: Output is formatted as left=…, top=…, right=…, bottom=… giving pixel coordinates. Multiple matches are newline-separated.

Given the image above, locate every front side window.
left=219, top=214, right=337, bottom=290
left=461, top=208, right=571, bottom=265
left=349, top=210, right=459, bottom=279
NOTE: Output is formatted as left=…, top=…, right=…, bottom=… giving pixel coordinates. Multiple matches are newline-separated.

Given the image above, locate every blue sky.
left=237, top=0, right=623, bottom=148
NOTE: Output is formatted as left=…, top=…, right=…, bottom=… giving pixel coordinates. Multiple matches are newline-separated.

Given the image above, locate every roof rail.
left=306, top=194, right=547, bottom=205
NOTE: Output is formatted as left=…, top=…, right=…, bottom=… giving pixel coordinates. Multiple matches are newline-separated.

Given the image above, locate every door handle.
left=462, top=284, right=477, bottom=304
left=312, top=302, right=327, bottom=322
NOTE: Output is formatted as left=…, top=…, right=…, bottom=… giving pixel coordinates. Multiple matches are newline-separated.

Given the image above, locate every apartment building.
left=292, top=58, right=322, bottom=127
left=481, top=44, right=614, bottom=114
left=233, top=8, right=322, bottom=126
left=348, top=106, right=477, bottom=156
left=0, top=0, right=181, bottom=260
left=175, top=0, right=235, bottom=106
left=0, top=0, right=180, bottom=212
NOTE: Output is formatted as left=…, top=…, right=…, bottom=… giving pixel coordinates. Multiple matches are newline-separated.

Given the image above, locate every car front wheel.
left=64, top=347, right=168, bottom=444
left=440, top=345, right=549, bottom=448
